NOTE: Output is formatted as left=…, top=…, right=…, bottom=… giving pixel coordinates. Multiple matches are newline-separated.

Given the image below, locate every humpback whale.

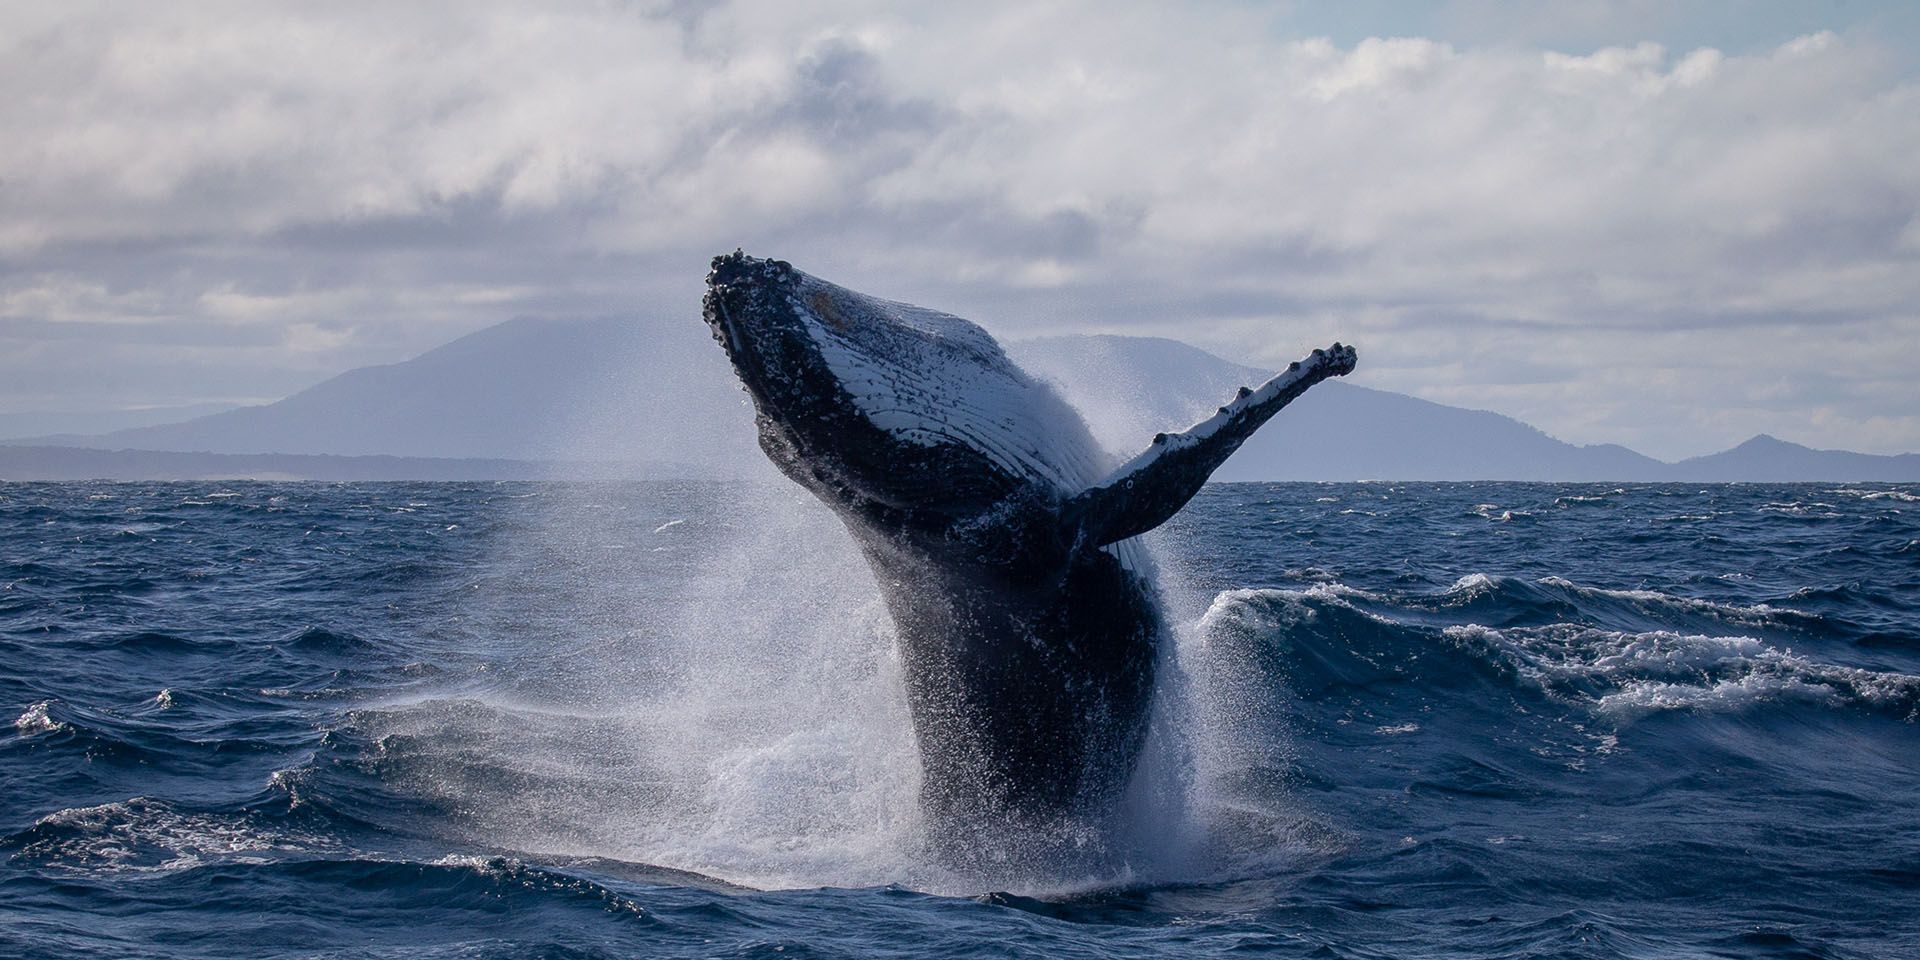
left=702, top=251, right=1355, bottom=868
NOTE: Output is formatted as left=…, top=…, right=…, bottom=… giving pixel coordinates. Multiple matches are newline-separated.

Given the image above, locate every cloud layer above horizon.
left=3, top=1, right=1917, bottom=458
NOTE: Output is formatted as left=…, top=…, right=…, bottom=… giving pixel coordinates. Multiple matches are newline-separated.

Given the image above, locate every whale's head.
left=703, top=250, right=1103, bottom=526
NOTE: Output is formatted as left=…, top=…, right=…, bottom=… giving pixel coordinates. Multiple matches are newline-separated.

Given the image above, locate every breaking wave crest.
left=1196, top=576, right=1919, bottom=723
left=1448, top=624, right=1920, bottom=720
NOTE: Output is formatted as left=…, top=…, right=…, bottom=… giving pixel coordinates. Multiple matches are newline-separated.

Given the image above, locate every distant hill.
left=9, top=319, right=1916, bottom=482
left=0, top=402, right=245, bottom=443
left=0, top=445, right=556, bottom=482
left=68, top=315, right=759, bottom=468
left=1009, top=336, right=1670, bottom=481
left=1668, top=434, right=1920, bottom=483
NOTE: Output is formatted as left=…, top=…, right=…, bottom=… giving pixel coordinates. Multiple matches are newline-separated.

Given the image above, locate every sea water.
left=2, top=481, right=1916, bottom=958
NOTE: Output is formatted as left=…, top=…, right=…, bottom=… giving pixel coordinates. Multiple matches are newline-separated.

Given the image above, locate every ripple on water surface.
left=1, top=480, right=1916, bottom=959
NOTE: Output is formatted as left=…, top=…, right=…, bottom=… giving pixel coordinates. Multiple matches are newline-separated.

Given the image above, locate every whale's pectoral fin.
left=1062, top=342, right=1356, bottom=547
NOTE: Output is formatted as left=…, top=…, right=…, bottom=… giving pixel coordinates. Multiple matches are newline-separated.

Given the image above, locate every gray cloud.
left=1, top=2, right=1917, bottom=458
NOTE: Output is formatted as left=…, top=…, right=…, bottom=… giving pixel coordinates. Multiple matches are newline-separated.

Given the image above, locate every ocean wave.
left=1532, top=576, right=1792, bottom=628
left=243, top=854, right=670, bottom=924
left=1199, top=583, right=1389, bottom=628
left=4, top=799, right=671, bottom=928
left=1196, top=587, right=1452, bottom=698
left=1759, top=501, right=1845, bottom=518
left=95, top=630, right=230, bottom=654
left=1828, top=487, right=1920, bottom=503
left=1280, top=566, right=1341, bottom=582
left=1472, top=503, right=1534, bottom=522
left=8, top=693, right=333, bottom=773
left=8, top=698, right=151, bottom=760
left=15, top=699, right=67, bottom=736
left=1199, top=572, right=1806, bottom=647
left=1553, top=490, right=1626, bottom=507
left=274, top=626, right=379, bottom=655
left=1198, top=580, right=1912, bottom=723
left=4, top=797, right=337, bottom=874
left=321, top=693, right=937, bottom=894
left=1446, top=624, right=1920, bottom=721
left=1406, top=573, right=1828, bottom=637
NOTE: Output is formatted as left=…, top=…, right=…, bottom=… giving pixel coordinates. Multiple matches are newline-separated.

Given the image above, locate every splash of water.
left=353, top=319, right=1314, bottom=894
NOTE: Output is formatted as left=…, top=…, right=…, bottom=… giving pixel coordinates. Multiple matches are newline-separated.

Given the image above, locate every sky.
left=2, top=1, right=1917, bottom=460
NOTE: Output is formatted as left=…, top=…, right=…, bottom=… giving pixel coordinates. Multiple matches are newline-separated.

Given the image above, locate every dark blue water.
left=3, top=481, right=1916, bottom=959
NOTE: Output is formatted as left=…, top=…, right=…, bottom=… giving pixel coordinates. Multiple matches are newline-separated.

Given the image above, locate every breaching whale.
left=702, top=251, right=1355, bottom=867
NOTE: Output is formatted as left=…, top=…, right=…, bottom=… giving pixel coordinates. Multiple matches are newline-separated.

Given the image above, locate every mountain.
left=1008, top=337, right=1670, bottom=481
left=0, top=446, right=570, bottom=482
left=68, top=315, right=760, bottom=470
left=11, top=320, right=1916, bottom=482
left=0, top=402, right=245, bottom=443
left=1668, top=434, right=1920, bottom=483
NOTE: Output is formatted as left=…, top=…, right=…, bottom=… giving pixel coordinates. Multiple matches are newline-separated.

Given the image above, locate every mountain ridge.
left=6, top=320, right=1915, bottom=482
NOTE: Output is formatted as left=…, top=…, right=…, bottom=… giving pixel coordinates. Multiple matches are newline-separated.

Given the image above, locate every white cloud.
left=0, top=2, right=1917, bottom=457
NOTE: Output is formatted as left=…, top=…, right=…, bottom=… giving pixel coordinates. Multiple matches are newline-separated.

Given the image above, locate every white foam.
left=1139, top=586, right=1350, bottom=882
left=1448, top=573, right=1498, bottom=596
left=368, top=462, right=1337, bottom=896
left=1828, top=487, right=1920, bottom=503
left=1554, top=495, right=1610, bottom=505
left=1759, top=501, right=1844, bottom=518
left=16, top=798, right=333, bottom=874
left=15, top=699, right=65, bottom=736
left=1201, top=583, right=1384, bottom=619
left=1446, top=624, right=1920, bottom=721
left=360, top=484, right=946, bottom=892
left=1534, top=576, right=1784, bottom=626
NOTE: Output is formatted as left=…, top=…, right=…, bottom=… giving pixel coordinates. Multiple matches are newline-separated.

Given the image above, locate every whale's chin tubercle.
left=698, top=250, right=1356, bottom=873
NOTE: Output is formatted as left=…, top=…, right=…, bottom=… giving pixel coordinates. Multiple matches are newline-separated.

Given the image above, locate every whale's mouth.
left=701, top=250, right=773, bottom=361
left=702, top=251, right=814, bottom=424
left=706, top=283, right=749, bottom=367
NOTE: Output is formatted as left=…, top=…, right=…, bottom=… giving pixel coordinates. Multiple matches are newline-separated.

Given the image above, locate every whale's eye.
left=809, top=290, right=847, bottom=331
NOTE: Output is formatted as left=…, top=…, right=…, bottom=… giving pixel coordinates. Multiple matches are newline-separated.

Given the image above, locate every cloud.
left=1, top=2, right=1917, bottom=457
